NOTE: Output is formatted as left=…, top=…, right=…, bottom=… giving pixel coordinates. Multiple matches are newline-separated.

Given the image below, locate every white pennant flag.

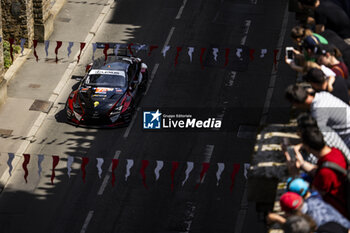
left=260, top=49, right=267, bottom=58
left=20, top=38, right=26, bottom=55
left=37, top=154, right=44, bottom=177
left=7, top=153, right=15, bottom=176
left=114, top=44, right=121, bottom=55
left=154, top=160, right=164, bottom=181
left=96, top=158, right=104, bottom=179
left=182, top=161, right=194, bottom=186
left=162, top=45, right=170, bottom=58
left=212, top=48, right=219, bottom=61
left=67, top=42, right=74, bottom=57
left=125, top=159, right=134, bottom=181
left=136, top=44, right=146, bottom=53
left=236, top=48, right=243, bottom=59
left=44, top=40, right=50, bottom=57
left=216, top=163, right=225, bottom=186
left=244, top=163, right=250, bottom=179
left=67, top=156, right=74, bottom=178
left=92, top=43, right=97, bottom=61
left=188, top=47, right=194, bottom=62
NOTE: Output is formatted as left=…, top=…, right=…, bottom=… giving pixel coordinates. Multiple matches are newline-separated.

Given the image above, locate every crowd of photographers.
left=265, top=0, right=350, bottom=232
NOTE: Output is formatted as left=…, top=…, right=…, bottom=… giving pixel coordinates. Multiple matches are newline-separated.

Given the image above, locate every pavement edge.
left=0, top=0, right=116, bottom=192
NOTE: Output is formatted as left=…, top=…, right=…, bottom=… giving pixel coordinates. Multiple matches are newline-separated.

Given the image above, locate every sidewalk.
left=0, top=0, right=114, bottom=190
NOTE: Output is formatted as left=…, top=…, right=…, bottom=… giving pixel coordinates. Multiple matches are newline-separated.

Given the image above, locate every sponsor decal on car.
left=94, top=88, right=114, bottom=94
left=89, top=69, right=126, bottom=76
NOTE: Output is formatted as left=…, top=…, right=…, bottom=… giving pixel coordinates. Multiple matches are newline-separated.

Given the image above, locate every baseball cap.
left=286, top=177, right=310, bottom=197
left=304, top=68, right=325, bottom=84
left=314, top=44, right=333, bottom=56
left=302, top=36, right=320, bottom=51
left=280, top=192, right=303, bottom=212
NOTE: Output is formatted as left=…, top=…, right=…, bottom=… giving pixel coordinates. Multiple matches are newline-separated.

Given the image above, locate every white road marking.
left=234, top=3, right=290, bottom=233
left=80, top=210, right=94, bottom=233
left=144, top=63, right=160, bottom=96
left=186, top=145, right=215, bottom=232
left=97, top=151, right=121, bottom=195
left=226, top=71, right=236, bottom=87
left=163, top=27, right=175, bottom=50
left=240, top=20, right=251, bottom=45
left=175, top=0, right=188, bottom=19
left=260, top=2, right=289, bottom=125
left=212, top=0, right=224, bottom=23
left=124, top=64, right=160, bottom=139
left=123, top=107, right=141, bottom=139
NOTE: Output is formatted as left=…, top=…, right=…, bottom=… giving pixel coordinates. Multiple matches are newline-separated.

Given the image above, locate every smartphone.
left=286, top=47, right=294, bottom=62
left=287, top=146, right=296, bottom=161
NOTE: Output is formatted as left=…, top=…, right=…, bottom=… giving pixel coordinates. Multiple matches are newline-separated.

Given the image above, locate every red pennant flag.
left=140, top=160, right=149, bottom=189
left=81, top=157, right=89, bottom=183
left=103, top=43, right=109, bottom=62
left=196, top=162, right=210, bottom=189
left=128, top=43, right=134, bottom=56
left=33, top=40, right=38, bottom=62
left=51, top=155, right=59, bottom=184
left=200, top=48, right=206, bottom=69
left=148, top=45, right=158, bottom=56
left=224, top=48, right=230, bottom=66
left=9, top=38, right=14, bottom=63
left=170, top=161, right=179, bottom=191
left=55, top=41, right=62, bottom=63
left=22, top=154, right=30, bottom=183
left=273, top=49, right=279, bottom=70
left=175, top=47, right=182, bottom=67
left=249, top=49, right=255, bottom=61
left=111, top=159, right=119, bottom=186
left=230, top=163, right=241, bottom=192
left=77, top=42, right=86, bottom=63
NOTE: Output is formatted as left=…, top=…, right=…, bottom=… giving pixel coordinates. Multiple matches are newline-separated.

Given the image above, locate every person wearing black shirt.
left=298, top=0, right=350, bottom=39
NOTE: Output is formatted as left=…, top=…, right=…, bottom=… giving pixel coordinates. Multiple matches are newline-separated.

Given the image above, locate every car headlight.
left=110, top=105, right=123, bottom=116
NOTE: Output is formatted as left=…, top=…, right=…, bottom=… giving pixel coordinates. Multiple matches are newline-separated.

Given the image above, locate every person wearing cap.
left=286, top=178, right=350, bottom=227
left=286, top=35, right=323, bottom=73
left=315, top=44, right=349, bottom=80
left=285, top=128, right=349, bottom=218
left=266, top=192, right=316, bottom=229
left=267, top=191, right=350, bottom=230
left=304, top=68, right=349, bottom=104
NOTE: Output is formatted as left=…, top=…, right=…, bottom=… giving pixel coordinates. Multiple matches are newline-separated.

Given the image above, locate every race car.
left=66, top=51, right=148, bottom=128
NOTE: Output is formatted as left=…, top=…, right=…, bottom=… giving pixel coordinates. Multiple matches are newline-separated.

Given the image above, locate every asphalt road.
left=0, top=0, right=296, bottom=232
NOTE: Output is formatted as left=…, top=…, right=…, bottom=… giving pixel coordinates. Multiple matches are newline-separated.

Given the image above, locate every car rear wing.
left=95, top=43, right=149, bottom=57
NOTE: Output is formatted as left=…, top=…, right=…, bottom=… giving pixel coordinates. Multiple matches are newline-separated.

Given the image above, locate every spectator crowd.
left=265, top=0, right=350, bottom=232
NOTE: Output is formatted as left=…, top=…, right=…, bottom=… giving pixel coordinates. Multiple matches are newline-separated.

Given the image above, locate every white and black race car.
left=66, top=49, right=148, bottom=128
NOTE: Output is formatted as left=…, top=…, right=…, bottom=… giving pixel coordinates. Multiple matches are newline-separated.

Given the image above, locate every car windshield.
left=85, top=70, right=126, bottom=87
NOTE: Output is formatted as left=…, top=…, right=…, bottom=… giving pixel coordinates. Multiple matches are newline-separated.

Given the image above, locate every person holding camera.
left=284, top=128, right=348, bottom=218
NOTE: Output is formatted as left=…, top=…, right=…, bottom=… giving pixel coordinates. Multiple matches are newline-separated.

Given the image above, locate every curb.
left=0, top=0, right=116, bottom=191
left=4, top=49, right=32, bottom=83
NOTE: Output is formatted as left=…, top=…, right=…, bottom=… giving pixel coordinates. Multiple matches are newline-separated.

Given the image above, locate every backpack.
left=320, top=158, right=350, bottom=217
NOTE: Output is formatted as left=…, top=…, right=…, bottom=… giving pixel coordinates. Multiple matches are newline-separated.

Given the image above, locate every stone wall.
left=0, top=1, right=6, bottom=107
left=0, top=1, right=3, bottom=80
left=33, top=0, right=54, bottom=41
left=1, top=0, right=34, bottom=47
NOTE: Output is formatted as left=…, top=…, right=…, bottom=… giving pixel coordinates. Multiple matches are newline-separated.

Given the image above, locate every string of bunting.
left=7, top=153, right=250, bottom=191
left=0, top=37, right=279, bottom=69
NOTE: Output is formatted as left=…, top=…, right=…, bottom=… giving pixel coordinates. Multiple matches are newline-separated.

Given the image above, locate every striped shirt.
left=311, top=92, right=350, bottom=152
